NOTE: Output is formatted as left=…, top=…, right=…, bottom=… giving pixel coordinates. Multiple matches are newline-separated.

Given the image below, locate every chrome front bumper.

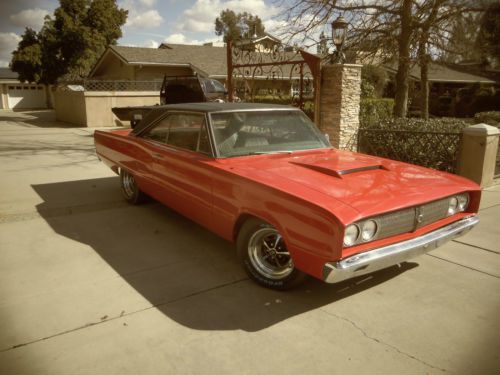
left=323, top=216, right=479, bottom=283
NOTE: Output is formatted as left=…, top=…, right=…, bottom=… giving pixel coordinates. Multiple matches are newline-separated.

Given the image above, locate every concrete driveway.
left=0, top=110, right=499, bottom=375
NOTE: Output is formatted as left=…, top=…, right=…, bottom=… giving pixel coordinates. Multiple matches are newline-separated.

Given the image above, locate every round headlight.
left=457, top=193, right=469, bottom=211
left=448, top=196, right=459, bottom=216
left=361, top=220, right=378, bottom=241
left=344, top=224, right=360, bottom=247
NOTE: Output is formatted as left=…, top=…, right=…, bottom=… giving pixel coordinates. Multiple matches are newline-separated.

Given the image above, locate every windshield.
left=210, top=110, right=330, bottom=157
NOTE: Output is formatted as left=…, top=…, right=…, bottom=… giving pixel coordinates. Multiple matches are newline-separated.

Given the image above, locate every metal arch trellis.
left=226, top=40, right=321, bottom=121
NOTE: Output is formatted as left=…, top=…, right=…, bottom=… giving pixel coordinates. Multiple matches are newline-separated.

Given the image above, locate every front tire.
left=237, top=219, right=306, bottom=290
left=120, top=169, right=146, bottom=204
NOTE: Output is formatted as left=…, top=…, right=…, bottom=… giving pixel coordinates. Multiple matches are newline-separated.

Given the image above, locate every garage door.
left=7, top=85, right=47, bottom=109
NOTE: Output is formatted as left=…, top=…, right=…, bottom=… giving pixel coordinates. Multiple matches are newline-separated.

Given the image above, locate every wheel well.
left=233, top=213, right=261, bottom=242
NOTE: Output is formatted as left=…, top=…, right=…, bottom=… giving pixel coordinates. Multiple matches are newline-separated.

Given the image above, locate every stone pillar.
left=319, top=64, right=362, bottom=150
left=458, top=124, right=499, bottom=187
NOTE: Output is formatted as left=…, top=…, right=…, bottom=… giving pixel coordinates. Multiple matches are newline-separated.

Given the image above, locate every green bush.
left=360, top=98, right=394, bottom=127
left=361, top=116, right=471, bottom=133
left=251, top=95, right=293, bottom=105
left=474, top=111, right=500, bottom=127
left=361, top=80, right=375, bottom=98
left=361, top=65, right=387, bottom=98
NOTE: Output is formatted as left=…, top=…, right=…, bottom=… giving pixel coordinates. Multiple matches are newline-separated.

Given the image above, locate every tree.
left=280, top=0, right=414, bottom=117
left=10, top=0, right=127, bottom=84
left=279, top=0, right=485, bottom=118
left=475, top=1, right=500, bottom=67
left=215, top=9, right=266, bottom=42
left=10, top=28, right=43, bottom=83
left=438, top=12, right=481, bottom=63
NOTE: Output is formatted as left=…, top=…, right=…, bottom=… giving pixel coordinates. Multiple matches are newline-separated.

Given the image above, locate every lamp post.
left=331, top=15, right=348, bottom=64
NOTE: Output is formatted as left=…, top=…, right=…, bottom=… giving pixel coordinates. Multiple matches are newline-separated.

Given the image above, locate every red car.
left=95, top=103, right=480, bottom=290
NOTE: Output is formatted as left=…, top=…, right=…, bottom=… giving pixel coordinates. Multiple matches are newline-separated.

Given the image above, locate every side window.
left=167, top=114, right=210, bottom=154
left=198, top=122, right=211, bottom=155
left=142, top=113, right=211, bottom=155
left=142, top=115, right=173, bottom=143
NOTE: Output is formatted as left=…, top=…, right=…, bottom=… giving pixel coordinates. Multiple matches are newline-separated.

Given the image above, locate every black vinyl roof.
left=131, top=102, right=300, bottom=135
left=157, top=102, right=299, bottom=112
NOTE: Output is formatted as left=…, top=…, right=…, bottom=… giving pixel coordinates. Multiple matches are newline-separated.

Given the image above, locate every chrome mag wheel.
left=247, top=228, right=294, bottom=280
left=120, top=169, right=146, bottom=204
left=121, top=171, right=136, bottom=199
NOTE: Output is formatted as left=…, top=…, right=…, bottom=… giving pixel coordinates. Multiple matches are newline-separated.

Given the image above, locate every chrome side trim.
left=323, top=216, right=479, bottom=284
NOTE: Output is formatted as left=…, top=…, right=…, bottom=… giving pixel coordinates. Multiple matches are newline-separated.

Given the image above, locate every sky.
left=0, top=0, right=294, bottom=68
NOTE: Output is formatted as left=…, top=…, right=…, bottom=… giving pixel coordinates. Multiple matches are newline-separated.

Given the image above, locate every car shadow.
left=32, top=177, right=418, bottom=332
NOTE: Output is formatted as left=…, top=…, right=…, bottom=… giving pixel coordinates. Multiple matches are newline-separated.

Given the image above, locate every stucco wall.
left=134, top=66, right=193, bottom=80
left=54, top=90, right=87, bottom=126
left=54, top=90, right=159, bottom=127
left=91, top=54, right=135, bottom=80
left=0, top=84, right=6, bottom=109
left=83, top=91, right=159, bottom=127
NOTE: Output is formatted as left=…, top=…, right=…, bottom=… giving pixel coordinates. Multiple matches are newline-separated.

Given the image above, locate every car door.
left=137, top=112, right=214, bottom=228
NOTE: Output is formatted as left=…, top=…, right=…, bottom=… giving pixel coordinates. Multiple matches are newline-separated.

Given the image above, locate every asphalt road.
left=1, top=110, right=499, bottom=375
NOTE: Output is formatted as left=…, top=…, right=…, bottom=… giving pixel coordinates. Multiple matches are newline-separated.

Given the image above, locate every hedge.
left=359, top=98, right=394, bottom=127
left=474, top=111, right=500, bottom=127
left=360, top=116, right=471, bottom=133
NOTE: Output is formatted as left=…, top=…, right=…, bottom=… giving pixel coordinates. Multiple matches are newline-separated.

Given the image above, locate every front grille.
left=374, top=197, right=450, bottom=241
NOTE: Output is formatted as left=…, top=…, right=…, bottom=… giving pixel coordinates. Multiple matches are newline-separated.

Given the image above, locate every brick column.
left=319, top=64, right=362, bottom=150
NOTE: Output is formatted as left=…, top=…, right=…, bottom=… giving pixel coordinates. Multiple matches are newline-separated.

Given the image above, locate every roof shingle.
left=111, top=44, right=227, bottom=76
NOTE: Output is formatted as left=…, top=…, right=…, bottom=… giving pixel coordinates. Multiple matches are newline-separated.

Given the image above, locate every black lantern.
left=331, top=15, right=348, bottom=63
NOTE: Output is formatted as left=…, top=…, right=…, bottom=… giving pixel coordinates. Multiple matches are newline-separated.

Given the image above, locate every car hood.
left=217, top=148, right=479, bottom=220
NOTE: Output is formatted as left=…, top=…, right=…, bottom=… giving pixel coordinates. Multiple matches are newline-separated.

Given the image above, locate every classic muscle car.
left=94, top=103, right=480, bottom=289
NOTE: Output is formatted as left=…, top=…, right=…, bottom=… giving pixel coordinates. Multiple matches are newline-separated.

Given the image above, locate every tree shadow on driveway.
left=32, top=177, right=417, bottom=332
left=0, top=110, right=79, bottom=128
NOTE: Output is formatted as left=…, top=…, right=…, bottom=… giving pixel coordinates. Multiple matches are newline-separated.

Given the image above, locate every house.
left=384, top=62, right=497, bottom=94
left=55, top=39, right=316, bottom=127
left=384, top=62, right=499, bottom=116
left=88, top=42, right=309, bottom=95
left=89, top=44, right=227, bottom=82
left=0, top=68, right=48, bottom=110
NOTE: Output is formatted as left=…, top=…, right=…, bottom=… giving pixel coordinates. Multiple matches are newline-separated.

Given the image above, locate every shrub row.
left=474, top=111, right=500, bottom=127
left=360, top=116, right=471, bottom=133
left=359, top=98, right=394, bottom=127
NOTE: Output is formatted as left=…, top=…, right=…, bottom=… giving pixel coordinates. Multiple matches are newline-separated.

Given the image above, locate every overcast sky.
left=0, top=0, right=288, bottom=67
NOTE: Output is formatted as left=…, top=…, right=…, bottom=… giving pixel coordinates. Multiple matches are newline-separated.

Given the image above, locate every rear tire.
left=120, top=169, right=146, bottom=205
left=237, top=218, right=307, bottom=290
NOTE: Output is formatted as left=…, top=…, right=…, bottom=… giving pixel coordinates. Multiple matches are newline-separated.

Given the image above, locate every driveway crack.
left=319, top=309, right=446, bottom=372
left=0, top=277, right=248, bottom=353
